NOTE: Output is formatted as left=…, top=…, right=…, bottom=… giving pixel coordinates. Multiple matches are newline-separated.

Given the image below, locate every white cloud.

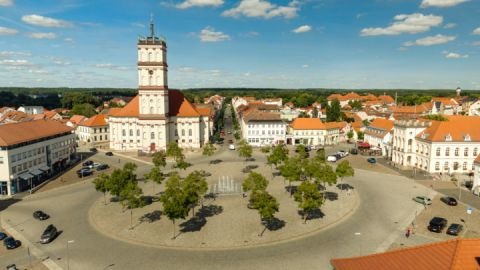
left=21, top=14, right=73, bottom=28
left=473, top=27, right=480, bottom=35
left=222, top=0, right=299, bottom=19
left=131, top=22, right=145, bottom=28
left=292, top=25, right=312, bottom=33
left=240, top=31, right=260, bottom=37
left=0, top=26, right=18, bottom=35
left=421, top=0, right=469, bottom=8
left=360, top=13, right=443, bottom=36
left=27, top=32, right=57, bottom=39
left=0, top=0, right=13, bottom=6
left=64, top=37, right=74, bottom=43
left=397, top=47, right=408, bottom=51
left=443, top=51, right=469, bottom=59
left=0, top=59, right=30, bottom=66
left=176, top=0, right=224, bottom=9
left=404, top=34, right=455, bottom=46
left=199, top=27, right=230, bottom=42
left=302, top=64, right=309, bottom=68
left=443, top=23, right=456, bottom=29
left=53, top=60, right=71, bottom=65
left=0, top=51, right=30, bottom=57
left=94, top=63, right=129, bottom=70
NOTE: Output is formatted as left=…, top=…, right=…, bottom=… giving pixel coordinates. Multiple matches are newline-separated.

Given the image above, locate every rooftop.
left=0, top=119, right=73, bottom=147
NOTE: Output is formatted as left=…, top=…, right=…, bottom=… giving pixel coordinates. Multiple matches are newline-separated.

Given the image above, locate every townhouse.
left=364, top=118, right=394, bottom=156
left=288, top=118, right=342, bottom=146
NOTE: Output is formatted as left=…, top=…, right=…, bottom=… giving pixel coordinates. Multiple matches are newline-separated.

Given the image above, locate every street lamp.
left=354, top=232, right=362, bottom=256
left=66, top=240, right=75, bottom=270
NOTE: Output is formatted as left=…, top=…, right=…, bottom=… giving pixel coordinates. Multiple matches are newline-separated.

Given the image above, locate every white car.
left=338, top=151, right=349, bottom=157
left=88, top=162, right=101, bottom=169
left=229, top=144, right=235, bottom=150
left=327, top=155, right=337, bottom=162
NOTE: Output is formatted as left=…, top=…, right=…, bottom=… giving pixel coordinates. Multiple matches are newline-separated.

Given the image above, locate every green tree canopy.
left=238, top=140, right=253, bottom=160
left=93, top=173, right=110, bottom=205
left=294, top=181, right=324, bottom=223
left=160, top=172, right=190, bottom=239
left=250, top=190, right=279, bottom=236
left=71, top=103, right=97, bottom=117
left=144, top=166, right=165, bottom=194
left=202, top=143, right=216, bottom=157
left=326, top=99, right=341, bottom=122
left=335, top=160, right=355, bottom=182
left=182, top=170, right=208, bottom=214
left=242, top=172, right=269, bottom=192
left=152, top=151, right=167, bottom=168
left=314, top=163, right=337, bottom=186
left=267, top=144, right=289, bottom=169
left=166, top=142, right=183, bottom=161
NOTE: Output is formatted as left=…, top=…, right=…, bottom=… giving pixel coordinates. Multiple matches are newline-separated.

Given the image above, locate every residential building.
left=66, top=115, right=87, bottom=128
left=473, top=155, right=480, bottom=195
left=262, top=98, right=282, bottom=107
left=431, top=97, right=460, bottom=115
left=392, top=116, right=480, bottom=174
left=364, top=118, right=394, bottom=156
left=288, top=118, right=341, bottom=146
left=467, top=100, right=480, bottom=116
left=241, top=109, right=287, bottom=146
left=108, top=18, right=211, bottom=152
left=77, top=114, right=109, bottom=147
left=0, top=119, right=75, bottom=196
left=17, top=106, right=44, bottom=115
left=331, top=238, right=480, bottom=270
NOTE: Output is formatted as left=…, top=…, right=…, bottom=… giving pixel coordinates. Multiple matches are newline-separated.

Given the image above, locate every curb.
left=87, top=188, right=360, bottom=251
left=0, top=216, right=63, bottom=270
left=96, top=148, right=153, bottom=166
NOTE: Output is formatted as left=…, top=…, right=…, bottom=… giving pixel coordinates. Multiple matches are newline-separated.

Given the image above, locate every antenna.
left=150, top=13, right=155, bottom=38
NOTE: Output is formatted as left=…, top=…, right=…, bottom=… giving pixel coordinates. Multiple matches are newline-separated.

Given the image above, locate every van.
left=327, top=155, right=337, bottom=162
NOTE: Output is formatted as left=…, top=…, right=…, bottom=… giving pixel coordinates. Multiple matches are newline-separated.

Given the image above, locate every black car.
left=209, top=159, right=222, bottom=164
left=89, top=148, right=97, bottom=152
left=446, top=223, right=463, bottom=236
left=246, top=165, right=258, bottom=170
left=82, top=160, right=94, bottom=167
left=245, top=157, right=256, bottom=162
left=440, top=196, right=458, bottom=206
left=350, top=149, right=358, bottom=155
left=77, top=168, right=93, bottom=177
left=428, top=217, right=447, bottom=233
left=0, top=232, right=6, bottom=240
left=40, top=224, right=58, bottom=244
left=105, top=152, right=114, bottom=156
left=3, top=237, right=21, bottom=249
left=6, top=264, right=18, bottom=270
left=33, top=210, right=50, bottom=220
left=96, top=164, right=109, bottom=171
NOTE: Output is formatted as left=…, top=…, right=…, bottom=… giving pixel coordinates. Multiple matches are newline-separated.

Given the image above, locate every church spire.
left=150, top=13, right=155, bottom=38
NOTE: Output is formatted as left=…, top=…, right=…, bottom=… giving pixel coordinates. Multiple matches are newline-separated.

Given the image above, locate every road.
left=1, top=147, right=432, bottom=270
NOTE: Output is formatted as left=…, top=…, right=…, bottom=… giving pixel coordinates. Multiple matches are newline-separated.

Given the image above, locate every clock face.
left=149, top=70, right=154, bottom=75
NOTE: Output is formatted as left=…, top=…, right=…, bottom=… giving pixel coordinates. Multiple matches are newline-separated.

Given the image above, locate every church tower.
left=138, top=15, right=169, bottom=119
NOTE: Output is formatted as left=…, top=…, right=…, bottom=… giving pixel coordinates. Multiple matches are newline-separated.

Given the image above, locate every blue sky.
left=0, top=0, right=479, bottom=89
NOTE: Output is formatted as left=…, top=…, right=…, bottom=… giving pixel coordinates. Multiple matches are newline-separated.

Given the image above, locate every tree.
left=105, top=163, right=138, bottom=201
left=357, top=131, right=364, bottom=140
left=279, top=157, right=303, bottom=196
left=166, top=142, right=183, bottom=161
left=267, top=144, right=289, bottom=169
left=160, top=173, right=190, bottom=239
left=174, top=154, right=190, bottom=170
left=238, top=140, right=253, bottom=161
left=182, top=170, right=208, bottom=215
left=260, top=146, right=271, bottom=154
left=202, top=143, right=216, bottom=157
left=93, top=173, right=110, bottom=205
left=315, top=148, right=326, bottom=163
left=335, top=160, right=355, bottom=184
left=303, top=158, right=321, bottom=181
left=347, top=131, right=354, bottom=141
left=120, top=180, right=145, bottom=229
left=250, top=190, right=279, bottom=236
left=294, top=181, right=323, bottom=223
left=295, top=144, right=307, bottom=158
left=312, top=107, right=319, bottom=118
left=314, top=163, right=337, bottom=187
left=71, top=103, right=96, bottom=117
left=327, top=99, right=341, bottom=122
left=144, top=166, right=164, bottom=194
left=152, top=151, right=167, bottom=168
left=348, top=100, right=362, bottom=110
left=422, top=114, right=448, bottom=121
left=242, top=172, right=269, bottom=193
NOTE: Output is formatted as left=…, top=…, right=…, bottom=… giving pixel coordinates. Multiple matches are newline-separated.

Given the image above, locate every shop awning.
left=18, top=172, right=33, bottom=180
left=358, top=142, right=370, bottom=148
left=39, top=166, right=50, bottom=172
left=30, top=169, right=43, bottom=176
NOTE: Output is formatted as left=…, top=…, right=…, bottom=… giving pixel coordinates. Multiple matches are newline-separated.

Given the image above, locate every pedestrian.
left=405, top=227, right=411, bottom=238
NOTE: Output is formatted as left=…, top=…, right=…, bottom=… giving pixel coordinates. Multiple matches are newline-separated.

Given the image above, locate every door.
left=150, top=143, right=156, bottom=152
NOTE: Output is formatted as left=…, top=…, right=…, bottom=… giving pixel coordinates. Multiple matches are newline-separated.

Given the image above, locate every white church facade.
left=109, top=19, right=212, bottom=152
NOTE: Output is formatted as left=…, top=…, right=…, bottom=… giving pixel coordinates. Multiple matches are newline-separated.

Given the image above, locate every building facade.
left=0, top=120, right=75, bottom=196
left=289, top=118, right=341, bottom=146
left=364, top=118, right=394, bottom=156
left=241, top=110, right=287, bottom=146
left=108, top=18, right=211, bottom=152
left=76, top=114, right=109, bottom=147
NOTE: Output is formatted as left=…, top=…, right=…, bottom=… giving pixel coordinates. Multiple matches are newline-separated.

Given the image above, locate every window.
left=129, top=130, right=133, bottom=136
left=137, top=130, right=140, bottom=136
left=464, top=148, right=469, bottom=157
left=463, top=162, right=467, bottom=170
left=122, top=130, right=126, bottom=136
left=474, top=148, right=478, bottom=156
left=455, top=147, right=459, bottom=156
left=0, top=157, right=3, bottom=164
left=435, top=162, right=440, bottom=170
left=444, top=162, right=449, bottom=170
left=151, top=132, right=155, bottom=139
left=181, top=129, right=185, bottom=136
left=445, top=147, right=450, bottom=156
left=12, top=166, right=16, bottom=173
left=100, top=135, right=103, bottom=141
left=189, top=129, right=192, bottom=136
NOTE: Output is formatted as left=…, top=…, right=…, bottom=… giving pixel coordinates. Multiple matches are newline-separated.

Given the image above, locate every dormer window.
left=421, top=133, right=428, bottom=139
left=445, top=134, right=452, bottom=142
left=464, top=134, right=471, bottom=141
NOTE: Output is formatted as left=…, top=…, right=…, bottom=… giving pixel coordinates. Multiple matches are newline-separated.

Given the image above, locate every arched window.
left=150, top=107, right=154, bottom=114
left=445, top=147, right=450, bottom=156
left=455, top=147, right=459, bottom=156
left=464, top=147, right=469, bottom=156
left=181, top=129, right=185, bottom=136
left=148, top=52, right=152, bottom=62
left=151, top=132, right=155, bottom=139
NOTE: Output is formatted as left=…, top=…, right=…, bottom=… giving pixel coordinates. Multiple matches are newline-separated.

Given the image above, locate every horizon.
left=0, top=0, right=479, bottom=89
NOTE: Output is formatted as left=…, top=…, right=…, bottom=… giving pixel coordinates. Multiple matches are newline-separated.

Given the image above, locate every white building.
left=0, top=119, right=75, bottom=196
left=289, top=118, right=342, bottom=146
left=473, top=155, right=480, bottom=195
left=17, top=106, right=44, bottom=115
left=392, top=116, right=480, bottom=174
left=468, top=100, right=480, bottom=116
left=108, top=18, right=211, bottom=152
left=241, top=109, right=287, bottom=146
left=364, top=118, right=394, bottom=156
left=76, top=114, right=109, bottom=147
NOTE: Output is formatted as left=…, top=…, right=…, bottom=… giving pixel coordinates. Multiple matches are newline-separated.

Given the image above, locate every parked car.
left=89, top=148, right=97, bottom=152
left=227, top=131, right=232, bottom=134
left=33, top=210, right=50, bottom=221
left=105, top=152, right=114, bottom=156
left=465, top=180, right=473, bottom=190
left=77, top=168, right=93, bottom=177
left=335, top=154, right=342, bottom=160
left=82, top=160, right=94, bottom=167
left=40, top=224, right=58, bottom=244
left=350, top=148, right=358, bottom=155
left=3, top=237, right=21, bottom=249
left=327, top=155, right=337, bottom=162
left=428, top=217, right=447, bottom=233
left=246, top=165, right=258, bottom=170
left=0, top=232, right=6, bottom=240
left=367, top=158, right=377, bottom=164
left=6, top=264, right=18, bottom=270
left=446, top=223, right=463, bottom=236
left=88, top=162, right=101, bottom=169
left=245, top=157, right=256, bottom=162
left=228, top=139, right=234, bottom=144
left=440, top=196, right=458, bottom=206
left=215, top=140, right=224, bottom=145
left=200, top=171, right=212, bottom=177
left=209, top=159, right=222, bottom=164
left=96, top=164, right=109, bottom=171
left=413, top=196, right=432, bottom=205
left=229, top=144, right=235, bottom=150
left=338, top=150, right=349, bottom=157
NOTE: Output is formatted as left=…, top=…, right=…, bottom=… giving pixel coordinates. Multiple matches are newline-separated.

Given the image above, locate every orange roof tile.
left=325, top=121, right=347, bottom=129
left=291, top=118, right=326, bottom=129
left=369, top=118, right=394, bottom=131
left=0, top=119, right=72, bottom=147
left=378, top=95, right=395, bottom=104
left=331, top=238, right=480, bottom=270
left=111, top=95, right=139, bottom=117
left=475, top=154, right=480, bottom=164
left=78, top=114, right=107, bottom=127
left=169, top=90, right=200, bottom=117
left=416, top=116, right=480, bottom=142
left=432, top=97, right=458, bottom=106
left=69, top=115, right=86, bottom=124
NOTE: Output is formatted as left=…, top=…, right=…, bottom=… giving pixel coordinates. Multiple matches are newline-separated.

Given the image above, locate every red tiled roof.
left=331, top=238, right=480, bottom=270
left=475, top=154, right=480, bottom=164
left=111, top=95, right=139, bottom=117
left=0, top=119, right=72, bottom=147
left=69, top=115, right=86, bottom=124
left=78, top=114, right=107, bottom=127
left=432, top=97, right=458, bottom=106
left=416, top=116, right=480, bottom=142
